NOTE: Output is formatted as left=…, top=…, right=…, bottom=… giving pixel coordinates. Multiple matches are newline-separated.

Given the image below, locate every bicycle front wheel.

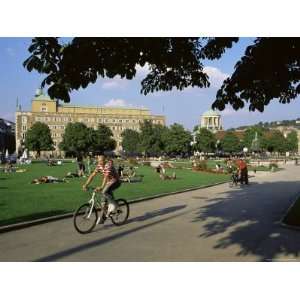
left=110, top=199, right=129, bottom=226
left=73, top=203, right=98, bottom=234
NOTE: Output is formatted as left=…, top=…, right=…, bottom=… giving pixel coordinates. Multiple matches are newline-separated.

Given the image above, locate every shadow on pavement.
left=193, top=180, right=300, bottom=261
left=35, top=204, right=190, bottom=261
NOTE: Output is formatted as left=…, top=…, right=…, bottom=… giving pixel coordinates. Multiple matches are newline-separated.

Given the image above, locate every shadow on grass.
left=0, top=210, right=67, bottom=227
left=192, top=180, right=300, bottom=261
left=35, top=204, right=190, bottom=261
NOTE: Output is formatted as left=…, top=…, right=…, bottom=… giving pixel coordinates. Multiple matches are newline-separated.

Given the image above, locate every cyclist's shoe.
left=97, top=214, right=107, bottom=225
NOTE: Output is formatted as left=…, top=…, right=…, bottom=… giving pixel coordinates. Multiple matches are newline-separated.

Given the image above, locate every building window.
left=22, top=125, right=27, bottom=131
left=22, top=116, right=27, bottom=123
left=41, top=107, right=47, bottom=112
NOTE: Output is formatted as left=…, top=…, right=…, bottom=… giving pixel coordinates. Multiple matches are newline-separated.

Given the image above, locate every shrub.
left=192, top=160, right=208, bottom=171
left=269, top=162, right=278, bottom=169
left=127, top=158, right=138, bottom=166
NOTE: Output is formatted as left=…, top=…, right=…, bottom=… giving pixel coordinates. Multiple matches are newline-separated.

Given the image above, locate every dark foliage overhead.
left=212, top=38, right=300, bottom=112
left=24, top=37, right=300, bottom=112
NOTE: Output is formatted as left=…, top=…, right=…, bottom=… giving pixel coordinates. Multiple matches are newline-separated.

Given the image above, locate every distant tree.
left=24, top=122, right=54, bottom=157
left=139, top=120, right=167, bottom=156
left=242, top=126, right=266, bottom=150
left=164, top=123, right=192, bottom=156
left=195, top=128, right=216, bottom=153
left=59, top=122, right=92, bottom=156
left=286, top=131, right=298, bottom=152
left=264, top=130, right=287, bottom=153
left=193, top=125, right=200, bottom=132
left=221, top=132, right=241, bottom=153
left=121, top=129, right=141, bottom=155
left=91, top=124, right=116, bottom=154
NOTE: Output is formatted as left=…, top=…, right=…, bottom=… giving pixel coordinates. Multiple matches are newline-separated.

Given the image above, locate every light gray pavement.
left=1, top=165, right=300, bottom=261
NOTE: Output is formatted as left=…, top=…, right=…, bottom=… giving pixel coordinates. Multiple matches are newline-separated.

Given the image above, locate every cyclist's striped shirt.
left=95, top=160, right=119, bottom=184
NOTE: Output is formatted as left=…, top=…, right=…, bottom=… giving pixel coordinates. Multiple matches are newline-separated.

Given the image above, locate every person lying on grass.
left=31, top=176, right=68, bottom=184
left=64, top=171, right=79, bottom=178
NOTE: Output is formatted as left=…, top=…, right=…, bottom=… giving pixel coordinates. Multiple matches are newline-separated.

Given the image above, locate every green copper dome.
left=33, top=89, right=54, bottom=101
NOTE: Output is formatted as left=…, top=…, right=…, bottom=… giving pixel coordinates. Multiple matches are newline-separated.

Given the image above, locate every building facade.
left=15, top=90, right=166, bottom=156
left=200, top=109, right=222, bottom=132
left=0, top=118, right=15, bottom=159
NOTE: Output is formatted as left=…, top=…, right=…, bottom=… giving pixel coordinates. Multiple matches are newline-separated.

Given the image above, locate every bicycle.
left=229, top=172, right=240, bottom=187
left=73, top=188, right=130, bottom=234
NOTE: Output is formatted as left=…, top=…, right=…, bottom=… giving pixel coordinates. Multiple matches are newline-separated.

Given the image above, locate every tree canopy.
left=139, top=120, right=167, bottom=156
left=220, top=132, right=241, bottom=153
left=286, top=131, right=299, bottom=152
left=121, top=129, right=141, bottom=155
left=242, top=126, right=267, bottom=151
left=60, top=122, right=116, bottom=155
left=24, top=122, right=54, bottom=156
left=91, top=124, right=116, bottom=154
left=195, top=128, right=216, bottom=153
left=164, top=123, right=192, bottom=156
left=24, top=37, right=300, bottom=112
left=263, top=130, right=287, bottom=153
left=59, top=122, right=92, bottom=155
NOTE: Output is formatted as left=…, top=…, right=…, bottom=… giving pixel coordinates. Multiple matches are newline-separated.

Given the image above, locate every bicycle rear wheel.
left=73, top=203, right=98, bottom=234
left=110, top=199, right=129, bottom=226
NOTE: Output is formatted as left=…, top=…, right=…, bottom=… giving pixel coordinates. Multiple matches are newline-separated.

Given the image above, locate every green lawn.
left=282, top=197, right=300, bottom=227
left=0, top=162, right=229, bottom=227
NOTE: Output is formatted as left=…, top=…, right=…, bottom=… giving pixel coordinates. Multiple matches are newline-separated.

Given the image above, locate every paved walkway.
left=1, top=165, right=300, bottom=261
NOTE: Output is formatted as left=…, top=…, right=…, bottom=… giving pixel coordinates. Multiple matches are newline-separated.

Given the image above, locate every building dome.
left=35, top=88, right=43, bottom=97
left=33, top=88, right=53, bottom=101
left=202, top=109, right=220, bottom=117
left=200, top=108, right=222, bottom=132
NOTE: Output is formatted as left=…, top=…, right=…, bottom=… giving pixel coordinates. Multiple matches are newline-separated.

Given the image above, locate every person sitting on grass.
left=160, top=172, right=176, bottom=180
left=121, top=166, right=140, bottom=183
left=4, top=161, right=13, bottom=173
left=47, top=159, right=56, bottom=166
left=31, top=176, right=68, bottom=184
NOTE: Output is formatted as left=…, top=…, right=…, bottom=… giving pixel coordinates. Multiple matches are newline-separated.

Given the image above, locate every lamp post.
left=243, top=147, right=248, bottom=158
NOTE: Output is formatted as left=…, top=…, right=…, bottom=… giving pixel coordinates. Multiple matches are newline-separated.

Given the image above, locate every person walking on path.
left=236, top=158, right=248, bottom=184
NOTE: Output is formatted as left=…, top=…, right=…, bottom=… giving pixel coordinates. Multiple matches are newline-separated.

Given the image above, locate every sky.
left=1, top=37, right=300, bottom=131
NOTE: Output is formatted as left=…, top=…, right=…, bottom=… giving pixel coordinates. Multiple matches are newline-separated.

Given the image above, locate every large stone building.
left=15, top=89, right=166, bottom=156
left=0, top=118, right=15, bottom=159
left=200, top=109, right=222, bottom=132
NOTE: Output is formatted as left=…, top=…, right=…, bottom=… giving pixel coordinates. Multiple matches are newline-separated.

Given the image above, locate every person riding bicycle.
left=82, top=155, right=121, bottom=223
